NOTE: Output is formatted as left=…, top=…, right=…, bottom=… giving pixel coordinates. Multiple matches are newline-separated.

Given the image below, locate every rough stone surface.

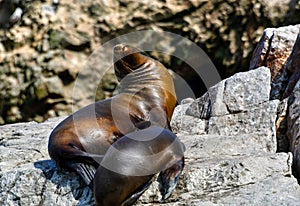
left=1, top=117, right=300, bottom=206
left=249, top=24, right=300, bottom=163
left=250, top=24, right=300, bottom=100
left=284, top=32, right=300, bottom=98
left=171, top=101, right=207, bottom=135
left=207, top=100, right=278, bottom=144
left=223, top=68, right=271, bottom=112
left=0, top=117, right=95, bottom=206
left=179, top=67, right=278, bottom=149
left=276, top=98, right=289, bottom=152
left=287, top=80, right=300, bottom=179
left=186, top=67, right=271, bottom=119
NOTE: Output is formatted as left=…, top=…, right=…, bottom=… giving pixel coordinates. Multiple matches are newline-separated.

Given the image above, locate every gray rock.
left=49, top=30, right=91, bottom=51
left=185, top=90, right=212, bottom=119
left=276, top=98, right=289, bottom=152
left=142, top=136, right=299, bottom=206
left=207, top=100, right=279, bottom=153
left=1, top=117, right=300, bottom=205
left=170, top=101, right=207, bottom=135
left=45, top=76, right=65, bottom=97
left=287, top=80, right=300, bottom=178
left=179, top=153, right=293, bottom=200
left=0, top=117, right=95, bottom=206
left=187, top=174, right=300, bottom=206
left=178, top=67, right=277, bottom=144
left=187, top=67, right=271, bottom=119
left=223, top=67, right=271, bottom=112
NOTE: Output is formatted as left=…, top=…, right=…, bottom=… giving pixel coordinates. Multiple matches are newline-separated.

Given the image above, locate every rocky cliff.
left=1, top=0, right=300, bottom=124
left=0, top=24, right=300, bottom=205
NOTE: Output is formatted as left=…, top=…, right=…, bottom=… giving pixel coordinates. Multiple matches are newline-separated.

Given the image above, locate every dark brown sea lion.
left=94, top=126, right=185, bottom=206
left=48, top=44, right=182, bottom=198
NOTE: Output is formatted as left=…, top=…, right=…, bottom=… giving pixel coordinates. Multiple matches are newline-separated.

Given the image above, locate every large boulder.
left=172, top=67, right=278, bottom=153
left=1, top=116, right=300, bottom=205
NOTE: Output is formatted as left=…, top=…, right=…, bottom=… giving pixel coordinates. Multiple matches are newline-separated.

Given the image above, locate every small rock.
left=171, top=100, right=207, bottom=135
left=49, top=29, right=91, bottom=51
left=44, top=76, right=64, bottom=97
left=34, top=79, right=48, bottom=100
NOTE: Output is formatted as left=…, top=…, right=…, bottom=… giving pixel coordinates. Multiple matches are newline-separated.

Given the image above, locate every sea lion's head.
left=113, top=44, right=149, bottom=81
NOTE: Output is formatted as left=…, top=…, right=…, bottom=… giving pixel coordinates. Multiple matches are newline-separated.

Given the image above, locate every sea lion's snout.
left=113, top=44, right=127, bottom=57
left=113, top=44, right=136, bottom=58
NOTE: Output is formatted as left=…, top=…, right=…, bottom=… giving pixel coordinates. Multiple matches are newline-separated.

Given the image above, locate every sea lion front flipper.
left=158, top=157, right=185, bottom=200
left=121, top=180, right=152, bottom=206
left=134, top=120, right=151, bottom=129
left=67, top=162, right=97, bottom=188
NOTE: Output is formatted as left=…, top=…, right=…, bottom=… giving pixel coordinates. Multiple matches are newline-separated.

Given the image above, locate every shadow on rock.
left=34, top=160, right=95, bottom=206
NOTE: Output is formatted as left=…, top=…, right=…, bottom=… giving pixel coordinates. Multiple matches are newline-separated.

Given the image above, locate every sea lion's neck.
left=118, top=60, right=177, bottom=125
left=119, top=61, right=172, bottom=94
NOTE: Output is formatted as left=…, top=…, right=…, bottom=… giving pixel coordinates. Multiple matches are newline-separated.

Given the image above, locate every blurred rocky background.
left=0, top=0, right=300, bottom=124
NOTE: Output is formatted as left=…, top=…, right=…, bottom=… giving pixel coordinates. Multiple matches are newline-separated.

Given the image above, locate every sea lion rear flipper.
left=121, top=180, right=152, bottom=206
left=158, top=157, right=184, bottom=200
left=68, top=162, right=97, bottom=188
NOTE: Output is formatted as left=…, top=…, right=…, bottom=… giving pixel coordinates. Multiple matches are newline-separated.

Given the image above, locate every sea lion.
left=94, top=126, right=185, bottom=206
left=48, top=44, right=180, bottom=197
